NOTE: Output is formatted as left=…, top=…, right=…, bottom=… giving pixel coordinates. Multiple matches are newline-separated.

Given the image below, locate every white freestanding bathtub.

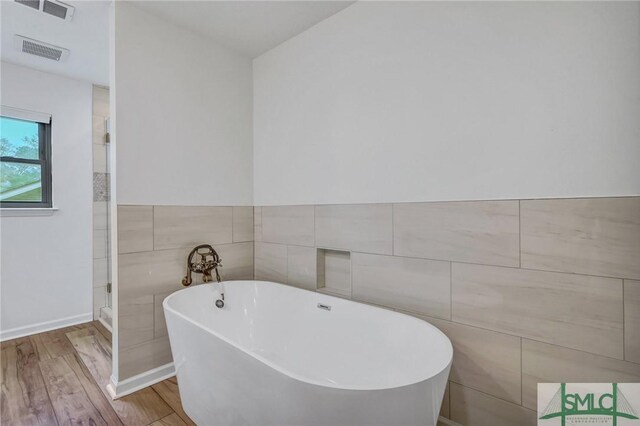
left=163, top=280, right=452, bottom=426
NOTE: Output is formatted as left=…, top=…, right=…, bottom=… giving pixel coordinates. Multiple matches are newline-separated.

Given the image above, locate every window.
left=0, top=112, right=52, bottom=208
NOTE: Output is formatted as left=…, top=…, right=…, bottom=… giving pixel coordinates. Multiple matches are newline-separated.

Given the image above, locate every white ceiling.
left=0, top=1, right=354, bottom=85
left=131, top=1, right=355, bottom=58
left=0, top=0, right=110, bottom=86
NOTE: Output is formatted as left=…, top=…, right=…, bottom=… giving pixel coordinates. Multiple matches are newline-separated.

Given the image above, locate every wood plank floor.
left=1, top=322, right=194, bottom=426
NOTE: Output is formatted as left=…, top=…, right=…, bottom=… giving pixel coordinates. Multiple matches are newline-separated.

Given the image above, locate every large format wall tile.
left=352, top=253, right=450, bottom=319
left=452, top=263, right=624, bottom=359
left=449, top=383, right=536, bottom=426
left=93, top=228, right=108, bottom=259
left=315, top=204, right=393, bottom=254
left=624, top=280, right=640, bottom=363
left=232, top=206, right=254, bottom=242
left=154, top=206, right=233, bottom=250
left=261, top=205, right=314, bottom=246
left=427, top=318, right=522, bottom=404
left=287, top=245, right=317, bottom=290
left=94, top=201, right=109, bottom=230
left=254, top=242, right=287, bottom=283
left=93, top=285, right=106, bottom=319
left=521, top=339, right=640, bottom=410
left=118, top=205, right=153, bottom=254
left=118, top=248, right=196, bottom=299
left=119, top=337, right=173, bottom=379
left=154, top=291, right=173, bottom=339
left=254, top=207, right=262, bottom=242
left=216, top=242, right=254, bottom=281
left=119, top=295, right=154, bottom=348
left=521, top=197, right=640, bottom=279
left=440, top=382, right=450, bottom=418
left=93, top=258, right=109, bottom=287
left=394, top=201, right=519, bottom=267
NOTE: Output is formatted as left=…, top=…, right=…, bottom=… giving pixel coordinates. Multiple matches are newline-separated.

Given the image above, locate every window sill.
left=0, top=207, right=59, bottom=217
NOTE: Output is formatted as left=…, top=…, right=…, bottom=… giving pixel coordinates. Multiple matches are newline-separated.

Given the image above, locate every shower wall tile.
left=154, top=206, right=233, bottom=250
left=92, top=86, right=110, bottom=117
left=119, top=295, right=154, bottom=349
left=93, top=257, right=109, bottom=287
left=624, top=280, right=640, bottom=363
left=521, top=197, right=640, bottom=279
left=452, top=263, right=624, bottom=359
left=521, top=340, right=640, bottom=410
left=315, top=204, right=393, bottom=254
left=93, top=286, right=106, bottom=320
left=93, top=229, right=108, bottom=259
left=254, top=242, right=287, bottom=283
left=118, top=205, right=153, bottom=254
left=93, top=144, right=107, bottom=173
left=261, top=205, right=314, bottom=246
left=233, top=207, right=254, bottom=243
left=94, top=201, right=109, bottom=231
left=254, top=207, right=262, bottom=242
left=287, top=245, right=317, bottom=290
left=352, top=253, right=450, bottom=319
left=393, top=201, right=520, bottom=267
left=426, top=317, right=522, bottom=404
left=92, top=115, right=106, bottom=145
left=92, top=86, right=110, bottom=321
left=93, top=173, right=110, bottom=202
left=449, top=383, right=536, bottom=426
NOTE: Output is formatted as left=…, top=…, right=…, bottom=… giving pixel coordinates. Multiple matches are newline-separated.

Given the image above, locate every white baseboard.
left=108, top=362, right=175, bottom=399
left=0, top=312, right=93, bottom=342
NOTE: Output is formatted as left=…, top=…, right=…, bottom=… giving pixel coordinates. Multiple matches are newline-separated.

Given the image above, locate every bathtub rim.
left=163, top=280, right=453, bottom=392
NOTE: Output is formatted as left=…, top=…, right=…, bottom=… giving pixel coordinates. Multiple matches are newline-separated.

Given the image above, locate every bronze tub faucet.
left=182, top=244, right=222, bottom=286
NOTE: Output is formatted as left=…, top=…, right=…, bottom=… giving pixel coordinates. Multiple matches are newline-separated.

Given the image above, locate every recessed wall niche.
left=316, top=249, right=351, bottom=297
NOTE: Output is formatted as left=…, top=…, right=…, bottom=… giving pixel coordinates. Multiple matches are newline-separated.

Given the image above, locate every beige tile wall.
left=117, top=205, right=253, bottom=380
left=254, top=197, right=639, bottom=425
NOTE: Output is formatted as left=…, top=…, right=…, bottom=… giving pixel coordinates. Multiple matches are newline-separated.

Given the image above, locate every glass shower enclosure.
left=92, top=85, right=112, bottom=328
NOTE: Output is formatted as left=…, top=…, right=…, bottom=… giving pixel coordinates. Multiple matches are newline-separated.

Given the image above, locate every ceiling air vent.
left=14, top=35, right=70, bottom=62
left=42, top=0, right=72, bottom=20
left=13, top=0, right=74, bottom=21
left=14, top=0, right=39, bottom=10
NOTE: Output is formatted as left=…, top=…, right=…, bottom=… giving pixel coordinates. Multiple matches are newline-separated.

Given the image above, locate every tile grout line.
left=520, top=337, right=523, bottom=406
left=391, top=204, right=395, bottom=256
left=622, top=280, right=625, bottom=361
left=518, top=200, right=521, bottom=268
left=449, top=381, right=536, bottom=412
left=409, top=310, right=638, bottom=365
left=449, top=261, right=453, bottom=320
left=152, top=205, right=156, bottom=251
left=253, top=240, right=630, bottom=281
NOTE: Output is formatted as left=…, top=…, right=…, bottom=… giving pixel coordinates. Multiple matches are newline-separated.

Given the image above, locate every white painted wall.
left=253, top=2, right=640, bottom=206
left=0, top=62, right=93, bottom=338
left=114, top=2, right=253, bottom=206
